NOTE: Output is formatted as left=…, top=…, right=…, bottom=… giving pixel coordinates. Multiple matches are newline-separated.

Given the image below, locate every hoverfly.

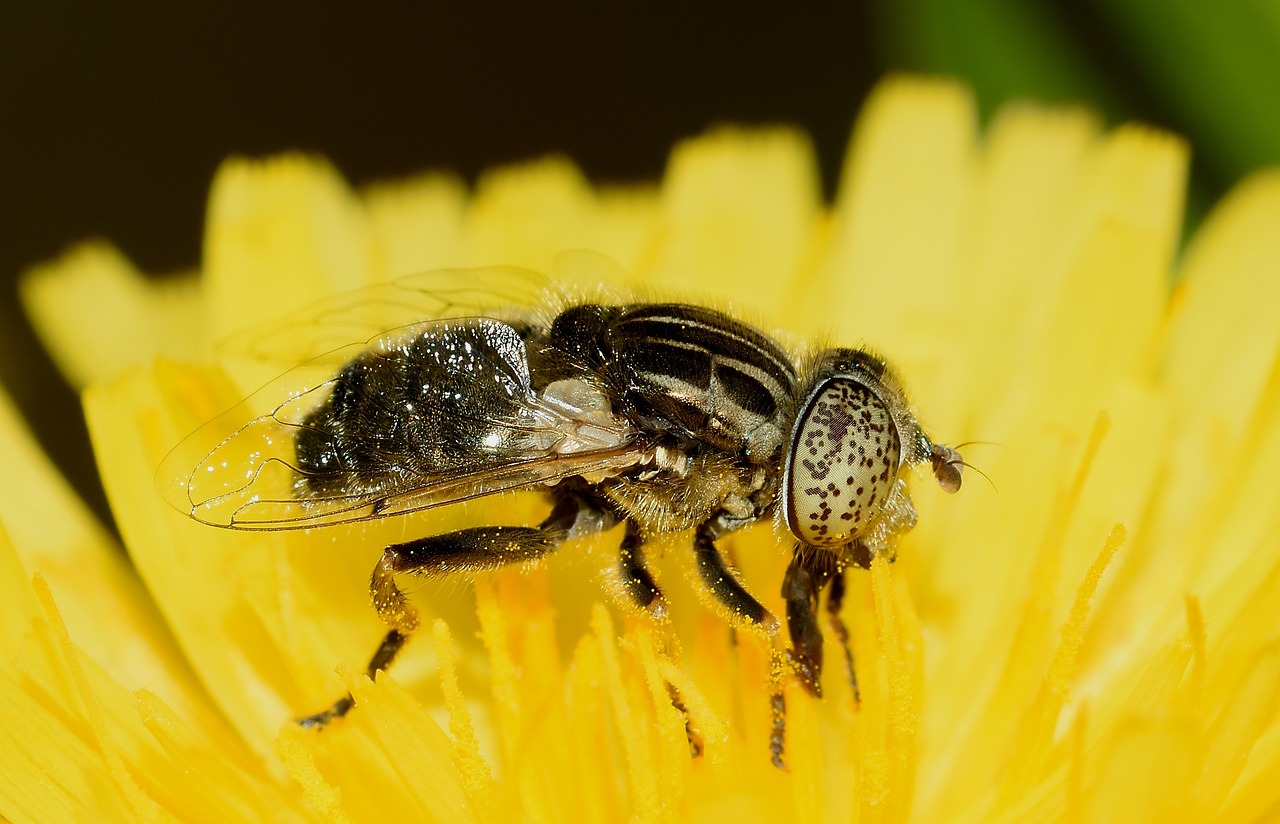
left=161, top=265, right=963, bottom=767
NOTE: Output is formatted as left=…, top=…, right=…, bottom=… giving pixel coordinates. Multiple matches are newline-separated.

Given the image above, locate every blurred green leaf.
left=871, top=0, right=1127, bottom=120
left=872, top=0, right=1280, bottom=195
left=1092, top=0, right=1280, bottom=184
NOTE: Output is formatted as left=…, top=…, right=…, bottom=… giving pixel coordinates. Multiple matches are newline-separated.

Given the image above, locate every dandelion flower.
left=7, top=76, right=1280, bottom=822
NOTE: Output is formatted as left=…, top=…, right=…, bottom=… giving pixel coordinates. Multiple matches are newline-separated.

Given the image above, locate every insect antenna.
left=947, top=440, right=1000, bottom=492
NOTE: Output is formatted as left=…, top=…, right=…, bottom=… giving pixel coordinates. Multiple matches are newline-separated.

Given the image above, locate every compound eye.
left=786, top=379, right=901, bottom=548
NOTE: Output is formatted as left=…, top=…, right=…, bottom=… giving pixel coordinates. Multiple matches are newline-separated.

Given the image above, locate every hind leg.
left=299, top=492, right=601, bottom=727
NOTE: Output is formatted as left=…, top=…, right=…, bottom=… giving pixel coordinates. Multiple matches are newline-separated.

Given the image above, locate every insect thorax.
left=542, top=303, right=799, bottom=462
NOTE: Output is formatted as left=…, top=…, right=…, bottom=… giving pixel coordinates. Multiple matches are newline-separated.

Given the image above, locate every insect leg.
left=773, top=548, right=842, bottom=769
left=824, top=567, right=860, bottom=704
left=692, top=519, right=774, bottom=628
left=781, top=548, right=834, bottom=698
left=614, top=520, right=716, bottom=756
left=299, top=493, right=593, bottom=728
left=691, top=518, right=790, bottom=767
left=617, top=520, right=666, bottom=615
left=666, top=682, right=704, bottom=758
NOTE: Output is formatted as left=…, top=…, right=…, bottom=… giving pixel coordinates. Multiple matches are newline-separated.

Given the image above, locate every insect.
left=162, top=266, right=964, bottom=767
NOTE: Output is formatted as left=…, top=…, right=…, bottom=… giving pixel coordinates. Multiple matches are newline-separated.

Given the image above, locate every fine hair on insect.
left=160, top=260, right=967, bottom=768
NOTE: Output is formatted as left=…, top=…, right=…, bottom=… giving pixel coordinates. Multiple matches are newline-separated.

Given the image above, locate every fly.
left=161, top=267, right=964, bottom=767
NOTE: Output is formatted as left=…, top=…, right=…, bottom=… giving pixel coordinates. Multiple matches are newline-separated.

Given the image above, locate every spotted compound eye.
left=785, top=379, right=901, bottom=548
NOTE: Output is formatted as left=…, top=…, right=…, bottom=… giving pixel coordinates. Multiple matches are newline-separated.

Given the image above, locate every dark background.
left=0, top=4, right=1229, bottom=529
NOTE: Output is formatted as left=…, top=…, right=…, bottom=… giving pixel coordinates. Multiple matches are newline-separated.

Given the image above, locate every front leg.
left=781, top=547, right=837, bottom=697
left=781, top=548, right=859, bottom=703
left=825, top=568, right=860, bottom=704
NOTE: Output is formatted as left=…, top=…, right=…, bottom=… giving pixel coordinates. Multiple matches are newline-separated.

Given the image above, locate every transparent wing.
left=161, top=290, right=646, bottom=530
left=218, top=265, right=553, bottom=370
left=160, top=401, right=645, bottom=529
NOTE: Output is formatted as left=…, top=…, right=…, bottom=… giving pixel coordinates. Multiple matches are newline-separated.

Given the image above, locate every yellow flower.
left=7, top=76, right=1280, bottom=822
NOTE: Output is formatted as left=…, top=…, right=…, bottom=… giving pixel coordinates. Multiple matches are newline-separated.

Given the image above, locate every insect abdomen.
left=294, top=319, right=537, bottom=498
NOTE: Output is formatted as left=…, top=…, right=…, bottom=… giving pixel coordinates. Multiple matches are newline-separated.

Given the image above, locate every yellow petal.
left=10, top=74, right=1280, bottom=822
left=464, top=156, right=653, bottom=275
left=647, top=125, right=822, bottom=319
left=362, top=171, right=468, bottom=277
left=20, top=242, right=203, bottom=388
left=0, top=384, right=214, bottom=731
left=203, top=154, right=373, bottom=340
left=815, top=76, right=977, bottom=358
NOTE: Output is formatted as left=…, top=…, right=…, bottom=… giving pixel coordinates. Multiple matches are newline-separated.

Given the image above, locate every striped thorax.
left=164, top=268, right=966, bottom=763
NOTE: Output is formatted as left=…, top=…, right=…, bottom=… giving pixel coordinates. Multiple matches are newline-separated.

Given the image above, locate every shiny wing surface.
left=218, top=265, right=552, bottom=370
left=161, top=313, right=645, bottom=530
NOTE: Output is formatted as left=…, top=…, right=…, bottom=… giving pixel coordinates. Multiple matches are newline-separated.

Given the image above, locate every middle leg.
left=690, top=517, right=789, bottom=766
